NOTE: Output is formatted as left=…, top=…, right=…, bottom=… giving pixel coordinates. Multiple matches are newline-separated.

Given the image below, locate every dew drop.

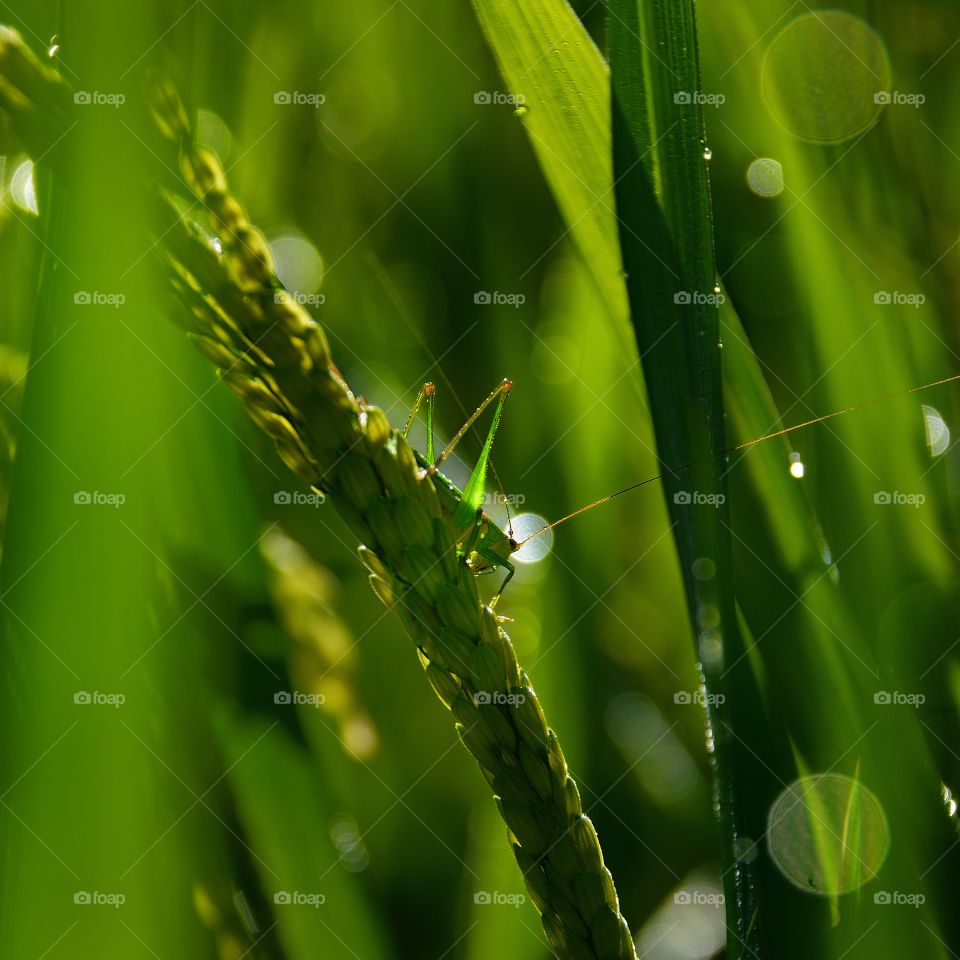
left=703, top=146, right=713, bottom=160
left=747, top=157, right=784, bottom=197
left=735, top=836, right=760, bottom=864
left=692, top=557, right=716, bottom=581
left=514, top=104, right=528, bottom=118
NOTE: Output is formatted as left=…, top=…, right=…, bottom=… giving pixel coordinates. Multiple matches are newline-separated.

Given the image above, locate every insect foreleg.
left=402, top=382, right=436, bottom=465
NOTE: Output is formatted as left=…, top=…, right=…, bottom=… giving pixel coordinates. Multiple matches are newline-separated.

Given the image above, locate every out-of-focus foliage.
left=1, top=1, right=960, bottom=958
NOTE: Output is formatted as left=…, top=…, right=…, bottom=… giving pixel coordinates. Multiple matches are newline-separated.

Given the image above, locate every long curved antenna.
left=370, top=254, right=514, bottom=522
left=517, top=371, right=960, bottom=549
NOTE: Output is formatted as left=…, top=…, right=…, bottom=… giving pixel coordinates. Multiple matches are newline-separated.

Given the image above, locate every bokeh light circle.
left=270, top=234, right=325, bottom=297
left=767, top=773, right=889, bottom=894
left=922, top=404, right=950, bottom=457
left=509, top=513, right=553, bottom=564
left=10, top=159, right=38, bottom=215
left=762, top=12, right=890, bottom=144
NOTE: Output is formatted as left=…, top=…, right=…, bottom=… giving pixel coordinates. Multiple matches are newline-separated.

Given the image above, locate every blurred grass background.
left=1, top=0, right=960, bottom=958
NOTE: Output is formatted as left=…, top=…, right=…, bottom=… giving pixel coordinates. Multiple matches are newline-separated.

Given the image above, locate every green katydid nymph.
left=403, top=378, right=521, bottom=598
left=402, top=369, right=960, bottom=602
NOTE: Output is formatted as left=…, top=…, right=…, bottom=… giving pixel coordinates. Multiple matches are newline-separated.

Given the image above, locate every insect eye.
left=509, top=538, right=518, bottom=551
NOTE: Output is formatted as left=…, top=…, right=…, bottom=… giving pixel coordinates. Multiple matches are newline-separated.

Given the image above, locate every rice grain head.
left=148, top=71, right=638, bottom=960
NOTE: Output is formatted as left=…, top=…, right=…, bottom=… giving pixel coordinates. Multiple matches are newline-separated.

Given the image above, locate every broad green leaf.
left=471, top=0, right=631, bottom=352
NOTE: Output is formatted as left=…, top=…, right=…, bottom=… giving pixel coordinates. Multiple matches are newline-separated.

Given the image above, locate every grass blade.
left=216, top=712, right=393, bottom=960
left=607, top=2, right=764, bottom=954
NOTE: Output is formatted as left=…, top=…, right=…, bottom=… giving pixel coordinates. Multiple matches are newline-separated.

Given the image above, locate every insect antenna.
left=369, top=254, right=515, bottom=530
left=517, top=370, right=960, bottom=550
